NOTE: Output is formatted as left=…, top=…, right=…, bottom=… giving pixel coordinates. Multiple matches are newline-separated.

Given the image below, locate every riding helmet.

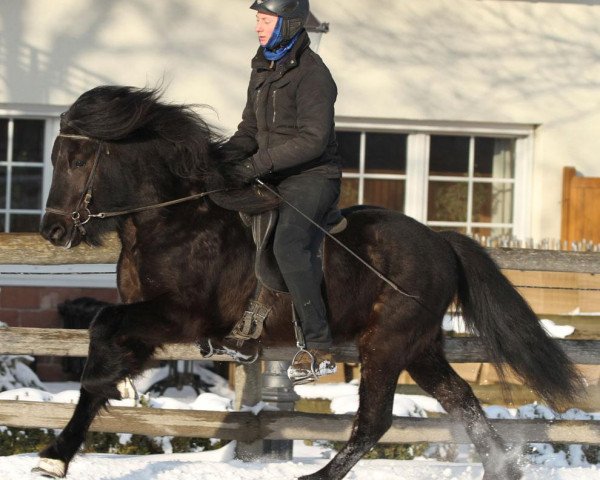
left=251, top=0, right=309, bottom=46
left=250, top=0, right=309, bottom=19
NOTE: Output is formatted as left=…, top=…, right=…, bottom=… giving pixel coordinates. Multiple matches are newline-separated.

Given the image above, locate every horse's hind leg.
left=34, top=388, right=106, bottom=477
left=300, top=328, right=412, bottom=480
left=407, top=341, right=522, bottom=480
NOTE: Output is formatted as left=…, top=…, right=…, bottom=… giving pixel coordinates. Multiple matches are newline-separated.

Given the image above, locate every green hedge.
left=0, top=426, right=228, bottom=456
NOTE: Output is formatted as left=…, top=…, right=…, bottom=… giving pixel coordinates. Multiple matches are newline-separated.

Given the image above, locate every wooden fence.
left=0, top=234, right=599, bottom=447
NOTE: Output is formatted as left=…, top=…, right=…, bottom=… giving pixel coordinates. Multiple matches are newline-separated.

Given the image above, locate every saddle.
left=243, top=208, right=347, bottom=293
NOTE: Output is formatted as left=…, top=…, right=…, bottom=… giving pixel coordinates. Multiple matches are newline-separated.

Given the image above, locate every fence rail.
left=1, top=327, right=599, bottom=364
left=0, top=326, right=599, bottom=445
left=1, top=233, right=600, bottom=273
left=0, top=400, right=597, bottom=444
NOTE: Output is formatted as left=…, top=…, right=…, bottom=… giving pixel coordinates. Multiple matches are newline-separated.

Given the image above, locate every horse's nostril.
left=43, top=224, right=66, bottom=243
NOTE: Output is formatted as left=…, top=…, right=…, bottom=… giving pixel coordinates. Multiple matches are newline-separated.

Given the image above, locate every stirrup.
left=286, top=348, right=337, bottom=386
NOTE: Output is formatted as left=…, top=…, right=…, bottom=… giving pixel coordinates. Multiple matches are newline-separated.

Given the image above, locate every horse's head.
left=40, top=128, right=114, bottom=247
left=40, top=85, right=218, bottom=248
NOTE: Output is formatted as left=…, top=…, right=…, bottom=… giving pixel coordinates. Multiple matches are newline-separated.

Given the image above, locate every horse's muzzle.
left=40, top=215, right=76, bottom=248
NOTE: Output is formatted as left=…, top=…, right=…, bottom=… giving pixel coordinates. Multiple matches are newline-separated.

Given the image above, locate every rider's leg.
left=272, top=174, right=340, bottom=381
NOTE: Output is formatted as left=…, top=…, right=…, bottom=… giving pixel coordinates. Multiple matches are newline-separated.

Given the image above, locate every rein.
left=45, top=133, right=226, bottom=235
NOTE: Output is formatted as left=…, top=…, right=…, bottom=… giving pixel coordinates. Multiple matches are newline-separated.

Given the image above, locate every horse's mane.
left=62, top=85, right=224, bottom=179
left=63, top=85, right=279, bottom=214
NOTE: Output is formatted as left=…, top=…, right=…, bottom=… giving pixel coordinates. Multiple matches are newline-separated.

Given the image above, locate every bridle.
left=45, top=133, right=225, bottom=238
left=45, top=134, right=106, bottom=237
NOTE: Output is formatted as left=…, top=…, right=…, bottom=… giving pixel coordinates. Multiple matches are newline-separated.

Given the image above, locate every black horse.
left=38, top=86, right=582, bottom=480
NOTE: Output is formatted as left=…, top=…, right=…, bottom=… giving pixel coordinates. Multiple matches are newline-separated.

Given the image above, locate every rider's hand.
left=235, top=155, right=275, bottom=184
left=233, top=158, right=259, bottom=184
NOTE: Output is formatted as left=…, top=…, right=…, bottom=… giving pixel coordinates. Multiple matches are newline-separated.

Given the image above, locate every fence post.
left=233, top=360, right=299, bottom=461
left=260, top=360, right=299, bottom=460
left=234, top=361, right=263, bottom=460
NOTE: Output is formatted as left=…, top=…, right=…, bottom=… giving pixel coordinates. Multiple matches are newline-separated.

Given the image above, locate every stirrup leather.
left=287, top=348, right=337, bottom=386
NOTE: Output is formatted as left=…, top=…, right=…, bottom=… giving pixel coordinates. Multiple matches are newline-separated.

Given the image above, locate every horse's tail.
left=440, top=231, right=584, bottom=407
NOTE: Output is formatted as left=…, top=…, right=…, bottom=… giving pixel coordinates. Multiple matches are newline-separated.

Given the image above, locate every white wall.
left=1, top=0, right=598, bottom=240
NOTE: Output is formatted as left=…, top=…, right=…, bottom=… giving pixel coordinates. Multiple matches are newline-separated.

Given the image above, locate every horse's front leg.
left=80, top=301, right=169, bottom=398
left=35, top=300, right=175, bottom=477
left=34, top=388, right=106, bottom=477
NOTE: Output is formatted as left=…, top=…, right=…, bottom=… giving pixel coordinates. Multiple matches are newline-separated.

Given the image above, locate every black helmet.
left=250, top=0, right=309, bottom=20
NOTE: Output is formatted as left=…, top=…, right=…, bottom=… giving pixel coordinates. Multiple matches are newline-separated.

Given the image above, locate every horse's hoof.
left=117, top=376, right=139, bottom=402
left=32, top=457, right=67, bottom=478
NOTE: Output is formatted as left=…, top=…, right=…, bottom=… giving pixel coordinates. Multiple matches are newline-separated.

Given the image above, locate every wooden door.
left=561, top=167, right=600, bottom=246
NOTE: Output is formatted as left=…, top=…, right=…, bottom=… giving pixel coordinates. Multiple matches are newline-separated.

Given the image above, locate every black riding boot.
left=282, top=268, right=332, bottom=349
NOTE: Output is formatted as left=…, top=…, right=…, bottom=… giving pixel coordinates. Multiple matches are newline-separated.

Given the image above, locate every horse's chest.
left=117, top=220, right=144, bottom=303
left=117, top=248, right=143, bottom=303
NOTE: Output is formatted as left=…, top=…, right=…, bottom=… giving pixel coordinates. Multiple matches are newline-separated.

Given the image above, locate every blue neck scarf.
left=263, top=17, right=301, bottom=62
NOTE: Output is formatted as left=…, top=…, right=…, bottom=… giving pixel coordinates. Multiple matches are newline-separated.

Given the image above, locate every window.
left=336, top=119, right=534, bottom=240
left=0, top=108, right=61, bottom=232
left=337, top=131, right=407, bottom=211
left=427, top=135, right=515, bottom=236
left=0, top=118, right=46, bottom=232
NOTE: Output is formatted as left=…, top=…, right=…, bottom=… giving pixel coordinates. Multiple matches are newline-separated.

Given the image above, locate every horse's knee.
left=81, top=375, right=122, bottom=399
left=80, top=307, right=127, bottom=398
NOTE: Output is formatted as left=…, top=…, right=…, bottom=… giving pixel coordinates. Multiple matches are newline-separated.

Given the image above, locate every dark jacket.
left=227, top=30, right=342, bottom=179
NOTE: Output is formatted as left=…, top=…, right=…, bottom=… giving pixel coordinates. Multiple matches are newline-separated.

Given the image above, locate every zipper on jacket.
left=272, top=90, right=277, bottom=124
left=255, top=88, right=262, bottom=117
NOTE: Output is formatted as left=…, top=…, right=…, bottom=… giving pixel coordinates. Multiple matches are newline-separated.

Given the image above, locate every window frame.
left=335, top=117, right=535, bottom=240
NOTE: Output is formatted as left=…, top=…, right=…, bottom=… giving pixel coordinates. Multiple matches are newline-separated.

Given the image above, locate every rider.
left=227, top=0, right=342, bottom=384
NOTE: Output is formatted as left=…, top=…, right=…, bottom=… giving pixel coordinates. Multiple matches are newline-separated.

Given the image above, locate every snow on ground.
left=1, top=441, right=599, bottom=480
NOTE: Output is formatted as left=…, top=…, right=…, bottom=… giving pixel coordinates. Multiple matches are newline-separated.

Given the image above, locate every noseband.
left=45, top=133, right=226, bottom=238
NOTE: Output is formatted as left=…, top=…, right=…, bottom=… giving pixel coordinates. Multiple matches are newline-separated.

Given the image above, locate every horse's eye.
left=74, top=159, right=86, bottom=167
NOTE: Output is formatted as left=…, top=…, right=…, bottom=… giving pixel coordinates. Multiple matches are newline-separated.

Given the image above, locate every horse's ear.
left=209, top=184, right=281, bottom=215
